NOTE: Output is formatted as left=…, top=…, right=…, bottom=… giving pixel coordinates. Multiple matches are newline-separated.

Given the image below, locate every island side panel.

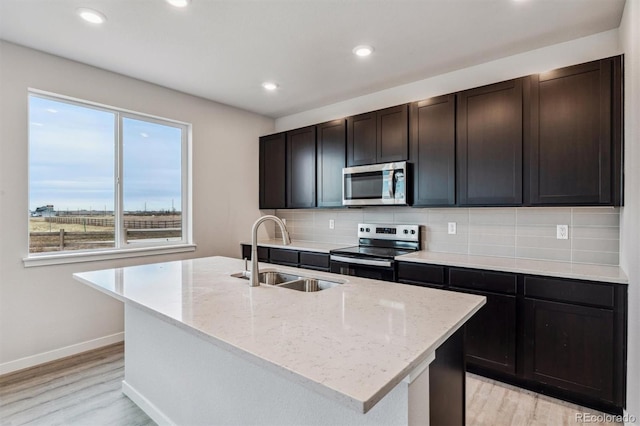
left=429, top=327, right=465, bottom=426
left=122, top=304, right=425, bottom=425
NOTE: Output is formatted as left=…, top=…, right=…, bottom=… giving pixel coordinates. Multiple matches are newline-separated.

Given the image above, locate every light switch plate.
left=557, top=224, right=568, bottom=240
left=329, top=219, right=335, bottom=229
left=448, top=222, right=457, bottom=235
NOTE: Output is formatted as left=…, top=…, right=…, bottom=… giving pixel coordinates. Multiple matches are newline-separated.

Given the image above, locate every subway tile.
left=336, top=210, right=364, bottom=222
left=572, top=238, right=620, bottom=253
left=469, top=208, right=516, bottom=226
left=572, top=250, right=619, bottom=266
left=428, top=230, right=469, bottom=245
left=571, top=226, right=620, bottom=240
left=468, top=233, right=516, bottom=246
left=469, top=224, right=516, bottom=236
left=393, top=209, right=429, bottom=224
left=426, top=241, right=469, bottom=255
left=516, top=235, right=571, bottom=250
left=362, top=209, right=394, bottom=223
left=427, top=209, right=470, bottom=225
left=293, top=211, right=314, bottom=221
left=516, top=225, right=557, bottom=238
left=516, top=208, right=571, bottom=226
left=516, top=247, right=571, bottom=262
left=572, top=212, right=620, bottom=227
left=469, top=244, right=516, bottom=258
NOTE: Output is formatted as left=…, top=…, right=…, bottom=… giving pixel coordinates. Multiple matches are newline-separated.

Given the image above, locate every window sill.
left=23, top=244, right=197, bottom=268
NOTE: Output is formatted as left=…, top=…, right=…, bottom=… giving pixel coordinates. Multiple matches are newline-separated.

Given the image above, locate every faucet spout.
left=250, top=215, right=291, bottom=287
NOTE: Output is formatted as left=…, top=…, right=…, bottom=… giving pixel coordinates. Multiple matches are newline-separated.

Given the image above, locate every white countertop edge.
left=395, top=253, right=628, bottom=284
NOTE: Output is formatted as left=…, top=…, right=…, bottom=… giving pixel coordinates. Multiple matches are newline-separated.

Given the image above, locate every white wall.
left=619, top=0, right=640, bottom=422
left=0, top=41, right=274, bottom=372
left=275, top=30, right=620, bottom=131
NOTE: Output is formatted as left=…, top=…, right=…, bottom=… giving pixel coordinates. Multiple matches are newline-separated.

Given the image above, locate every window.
left=28, top=91, right=190, bottom=257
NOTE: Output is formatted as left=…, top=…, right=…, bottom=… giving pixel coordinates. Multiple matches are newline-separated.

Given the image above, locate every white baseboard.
left=122, top=380, right=175, bottom=426
left=0, top=332, right=124, bottom=376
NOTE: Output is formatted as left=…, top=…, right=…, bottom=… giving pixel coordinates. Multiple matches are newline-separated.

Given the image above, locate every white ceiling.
left=0, top=0, right=626, bottom=118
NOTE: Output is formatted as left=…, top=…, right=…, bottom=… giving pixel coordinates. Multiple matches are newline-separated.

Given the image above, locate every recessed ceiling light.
left=166, top=0, right=191, bottom=7
left=353, top=45, right=374, bottom=57
left=77, top=8, right=107, bottom=24
left=262, top=82, right=279, bottom=91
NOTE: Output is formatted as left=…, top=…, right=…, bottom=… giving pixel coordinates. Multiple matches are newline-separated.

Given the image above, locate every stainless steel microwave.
left=342, top=161, right=408, bottom=206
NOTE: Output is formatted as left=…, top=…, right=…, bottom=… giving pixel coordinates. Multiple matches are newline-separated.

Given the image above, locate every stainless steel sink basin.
left=231, top=269, right=343, bottom=292
left=230, top=270, right=300, bottom=284
left=278, top=278, right=341, bottom=292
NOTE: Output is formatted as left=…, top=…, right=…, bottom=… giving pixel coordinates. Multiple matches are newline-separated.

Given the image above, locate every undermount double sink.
left=231, top=269, right=343, bottom=292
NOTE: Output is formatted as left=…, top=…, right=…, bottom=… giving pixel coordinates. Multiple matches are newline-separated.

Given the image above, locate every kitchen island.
left=73, top=256, right=485, bottom=425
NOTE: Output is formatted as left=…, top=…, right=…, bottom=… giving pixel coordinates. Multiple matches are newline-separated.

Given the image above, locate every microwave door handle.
left=388, top=170, right=395, bottom=199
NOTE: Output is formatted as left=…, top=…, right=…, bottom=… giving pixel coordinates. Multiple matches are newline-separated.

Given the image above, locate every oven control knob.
left=403, top=229, right=409, bottom=234
left=411, top=230, right=416, bottom=235
left=360, top=227, right=364, bottom=232
left=366, top=227, right=370, bottom=232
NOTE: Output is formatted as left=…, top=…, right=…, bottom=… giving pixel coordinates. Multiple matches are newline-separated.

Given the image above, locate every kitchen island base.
left=122, top=304, right=438, bottom=425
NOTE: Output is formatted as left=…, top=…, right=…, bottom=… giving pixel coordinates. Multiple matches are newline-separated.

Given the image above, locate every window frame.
left=24, top=89, right=194, bottom=267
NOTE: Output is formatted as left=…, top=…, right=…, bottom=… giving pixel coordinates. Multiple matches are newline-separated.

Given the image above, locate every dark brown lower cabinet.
left=523, top=299, right=614, bottom=401
left=240, top=244, right=269, bottom=262
left=456, top=290, right=516, bottom=375
left=395, top=261, right=627, bottom=415
left=239, top=245, right=329, bottom=272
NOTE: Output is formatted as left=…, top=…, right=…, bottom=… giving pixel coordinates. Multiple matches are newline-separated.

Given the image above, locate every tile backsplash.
left=274, top=207, right=620, bottom=266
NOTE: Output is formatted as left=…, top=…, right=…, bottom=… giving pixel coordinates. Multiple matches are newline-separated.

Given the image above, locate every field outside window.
left=28, top=92, right=189, bottom=255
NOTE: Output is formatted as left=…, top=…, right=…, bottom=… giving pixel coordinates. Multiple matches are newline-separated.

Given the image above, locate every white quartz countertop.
left=240, top=239, right=348, bottom=253
left=73, top=256, right=485, bottom=413
left=396, top=251, right=628, bottom=284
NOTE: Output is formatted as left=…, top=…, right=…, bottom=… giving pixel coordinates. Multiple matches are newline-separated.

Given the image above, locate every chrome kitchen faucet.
left=250, top=215, right=291, bottom=287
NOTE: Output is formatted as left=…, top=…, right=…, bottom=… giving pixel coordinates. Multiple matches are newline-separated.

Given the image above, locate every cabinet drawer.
left=524, top=276, right=614, bottom=308
left=396, top=262, right=445, bottom=286
left=241, top=244, right=269, bottom=262
left=269, top=248, right=299, bottom=266
left=449, top=268, right=516, bottom=294
left=299, top=252, right=329, bottom=270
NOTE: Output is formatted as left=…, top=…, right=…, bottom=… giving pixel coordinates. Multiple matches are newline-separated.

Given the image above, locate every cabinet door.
left=259, top=133, right=286, bottom=209
left=410, top=95, right=456, bottom=206
left=317, top=119, right=346, bottom=207
left=457, top=79, right=523, bottom=206
left=528, top=57, right=622, bottom=205
left=286, top=126, right=316, bottom=208
left=377, top=104, right=408, bottom=163
left=523, top=298, right=614, bottom=403
left=453, top=288, right=517, bottom=375
left=347, top=112, right=377, bottom=166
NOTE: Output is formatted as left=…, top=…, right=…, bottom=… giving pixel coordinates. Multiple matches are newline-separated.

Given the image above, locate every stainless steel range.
left=330, top=223, right=421, bottom=281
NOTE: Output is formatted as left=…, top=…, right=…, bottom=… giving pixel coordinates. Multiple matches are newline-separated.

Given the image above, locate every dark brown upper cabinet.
left=286, top=126, right=316, bottom=208
left=457, top=79, right=524, bottom=206
left=410, top=95, right=456, bottom=206
left=347, top=104, right=408, bottom=166
left=527, top=56, right=623, bottom=206
left=316, top=119, right=346, bottom=208
left=259, top=133, right=286, bottom=209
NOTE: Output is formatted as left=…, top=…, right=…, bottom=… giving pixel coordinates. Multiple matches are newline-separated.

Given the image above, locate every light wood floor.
left=0, top=343, right=620, bottom=426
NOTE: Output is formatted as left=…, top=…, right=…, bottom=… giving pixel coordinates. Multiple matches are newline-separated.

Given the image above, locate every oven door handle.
left=330, top=255, right=393, bottom=268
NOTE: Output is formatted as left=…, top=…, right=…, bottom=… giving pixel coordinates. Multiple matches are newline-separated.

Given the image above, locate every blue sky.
left=29, top=95, right=182, bottom=213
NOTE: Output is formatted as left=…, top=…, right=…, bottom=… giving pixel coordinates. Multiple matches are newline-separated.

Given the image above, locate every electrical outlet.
left=448, top=222, right=457, bottom=235
left=329, top=219, right=335, bottom=229
left=557, top=224, right=568, bottom=240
